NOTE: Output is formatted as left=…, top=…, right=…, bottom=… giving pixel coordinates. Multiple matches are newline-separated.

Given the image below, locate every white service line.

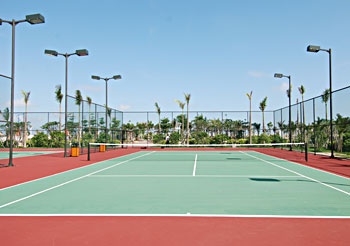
left=192, top=154, right=198, bottom=176
left=0, top=151, right=155, bottom=209
left=240, top=151, right=350, bottom=196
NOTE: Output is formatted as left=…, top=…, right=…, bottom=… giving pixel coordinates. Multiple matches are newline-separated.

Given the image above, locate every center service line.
left=193, top=154, right=198, bottom=176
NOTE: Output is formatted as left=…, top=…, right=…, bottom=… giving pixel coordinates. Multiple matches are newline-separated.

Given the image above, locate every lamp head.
left=76, top=49, right=89, bottom=56
left=26, top=14, right=45, bottom=24
left=274, top=73, right=283, bottom=78
left=91, top=75, right=101, bottom=80
left=44, top=49, right=58, bottom=57
left=112, top=75, right=122, bottom=80
left=307, top=45, right=320, bottom=53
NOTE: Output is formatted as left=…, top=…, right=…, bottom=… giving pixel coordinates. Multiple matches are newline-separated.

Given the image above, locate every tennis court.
left=0, top=147, right=349, bottom=245
left=1, top=149, right=349, bottom=216
left=0, top=150, right=61, bottom=160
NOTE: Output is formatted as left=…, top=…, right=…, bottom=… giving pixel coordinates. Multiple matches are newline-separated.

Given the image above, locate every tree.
left=184, top=93, right=191, bottom=145
left=0, top=108, right=10, bottom=146
left=298, top=85, right=306, bottom=142
left=192, top=115, right=208, bottom=133
left=267, top=122, right=273, bottom=135
left=175, top=99, right=185, bottom=141
left=30, top=132, right=49, bottom=147
left=21, top=90, right=31, bottom=148
left=86, top=96, right=92, bottom=134
left=246, top=91, right=253, bottom=144
left=321, top=89, right=330, bottom=121
left=55, top=85, right=63, bottom=131
left=334, top=114, right=350, bottom=152
left=160, top=118, right=172, bottom=134
left=259, top=97, right=267, bottom=133
left=252, top=122, right=261, bottom=137
left=75, top=90, right=83, bottom=146
left=155, top=102, right=161, bottom=133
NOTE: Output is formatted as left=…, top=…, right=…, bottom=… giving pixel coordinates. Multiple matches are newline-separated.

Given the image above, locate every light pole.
left=274, top=73, right=292, bottom=151
left=307, top=45, right=334, bottom=158
left=91, top=75, right=122, bottom=143
left=0, top=14, right=45, bottom=166
left=45, top=49, right=89, bottom=157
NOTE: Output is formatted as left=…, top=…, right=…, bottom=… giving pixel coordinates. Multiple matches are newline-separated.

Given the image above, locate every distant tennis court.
left=0, top=151, right=61, bottom=160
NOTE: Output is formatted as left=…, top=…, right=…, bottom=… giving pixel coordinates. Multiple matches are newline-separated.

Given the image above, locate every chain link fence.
left=1, top=86, right=349, bottom=156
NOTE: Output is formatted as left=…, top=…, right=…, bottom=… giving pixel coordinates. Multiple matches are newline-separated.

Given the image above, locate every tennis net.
left=87, top=142, right=308, bottom=162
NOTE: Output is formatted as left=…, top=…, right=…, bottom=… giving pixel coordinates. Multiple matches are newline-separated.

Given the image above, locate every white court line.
left=240, top=151, right=350, bottom=196
left=0, top=213, right=349, bottom=219
left=0, top=151, right=155, bottom=209
left=88, top=174, right=301, bottom=178
left=192, top=154, right=198, bottom=176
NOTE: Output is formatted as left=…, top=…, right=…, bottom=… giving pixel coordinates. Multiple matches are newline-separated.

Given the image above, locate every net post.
left=88, top=143, right=91, bottom=161
left=304, top=142, right=308, bottom=162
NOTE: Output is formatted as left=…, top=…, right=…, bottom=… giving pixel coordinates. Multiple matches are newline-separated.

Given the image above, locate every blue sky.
left=1, top=0, right=350, bottom=116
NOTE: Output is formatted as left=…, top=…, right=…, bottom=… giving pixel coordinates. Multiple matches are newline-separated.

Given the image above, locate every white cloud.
left=275, top=82, right=289, bottom=93
left=117, top=104, right=131, bottom=111
left=248, top=70, right=269, bottom=78
left=81, top=85, right=102, bottom=93
left=14, top=98, right=27, bottom=108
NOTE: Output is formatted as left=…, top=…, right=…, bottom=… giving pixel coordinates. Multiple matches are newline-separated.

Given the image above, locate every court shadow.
left=250, top=178, right=280, bottom=182
left=226, top=158, right=242, bottom=160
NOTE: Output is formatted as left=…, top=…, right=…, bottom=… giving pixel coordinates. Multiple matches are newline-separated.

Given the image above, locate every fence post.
left=87, top=143, right=90, bottom=161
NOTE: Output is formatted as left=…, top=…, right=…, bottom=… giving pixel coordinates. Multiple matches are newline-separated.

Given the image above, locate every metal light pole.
left=274, top=73, right=292, bottom=151
left=45, top=49, right=89, bottom=157
left=91, top=75, right=122, bottom=143
left=0, top=14, right=45, bottom=166
left=307, top=45, right=334, bottom=158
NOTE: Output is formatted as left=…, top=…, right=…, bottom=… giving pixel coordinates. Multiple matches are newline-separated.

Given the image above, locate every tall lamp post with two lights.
left=0, top=14, right=45, bottom=166
left=306, top=45, right=334, bottom=158
left=91, top=75, right=122, bottom=143
left=45, top=49, right=89, bottom=157
left=274, top=73, right=292, bottom=151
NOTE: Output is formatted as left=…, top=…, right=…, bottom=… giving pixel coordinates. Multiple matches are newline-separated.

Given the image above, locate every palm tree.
left=55, top=85, right=63, bottom=131
left=21, top=90, right=31, bottom=148
left=321, top=89, right=330, bottom=120
left=259, top=97, right=267, bottom=133
left=184, top=93, right=191, bottom=145
left=155, top=102, right=161, bottom=133
left=246, top=91, right=253, bottom=144
left=75, top=90, right=83, bottom=146
left=252, top=122, right=261, bottom=137
left=86, top=96, right=92, bottom=134
left=175, top=99, right=185, bottom=142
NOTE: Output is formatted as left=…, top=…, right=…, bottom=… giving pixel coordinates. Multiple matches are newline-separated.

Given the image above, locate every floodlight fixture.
left=25, top=14, right=45, bottom=24
left=0, top=13, right=45, bottom=167
left=274, top=73, right=283, bottom=78
left=91, top=75, right=101, bottom=80
left=306, top=44, right=334, bottom=158
left=113, top=75, right=122, bottom=80
left=91, top=74, right=122, bottom=143
left=76, top=49, right=89, bottom=56
left=307, top=45, right=321, bottom=53
left=274, top=72, right=292, bottom=150
left=45, top=48, right=89, bottom=157
left=44, top=49, right=58, bottom=56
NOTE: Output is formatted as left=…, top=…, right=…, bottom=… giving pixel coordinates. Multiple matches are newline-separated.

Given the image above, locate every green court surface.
left=0, top=151, right=60, bottom=160
left=0, top=150, right=349, bottom=217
